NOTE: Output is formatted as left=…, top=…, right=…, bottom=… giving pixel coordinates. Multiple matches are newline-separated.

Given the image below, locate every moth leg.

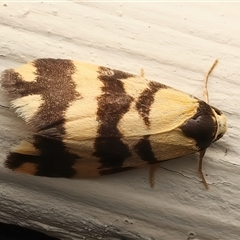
left=0, top=104, right=9, bottom=109
left=149, top=163, right=159, bottom=188
left=203, top=59, right=218, bottom=104
left=140, top=68, right=145, bottom=78
left=198, top=149, right=209, bottom=189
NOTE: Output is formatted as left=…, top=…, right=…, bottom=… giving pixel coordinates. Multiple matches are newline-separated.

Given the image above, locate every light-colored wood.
left=0, top=2, right=239, bottom=240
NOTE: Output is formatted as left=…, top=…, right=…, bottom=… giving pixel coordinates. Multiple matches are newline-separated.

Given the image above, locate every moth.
left=1, top=59, right=227, bottom=188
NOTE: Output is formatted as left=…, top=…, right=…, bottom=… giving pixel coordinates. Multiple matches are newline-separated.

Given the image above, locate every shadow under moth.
left=0, top=59, right=227, bottom=188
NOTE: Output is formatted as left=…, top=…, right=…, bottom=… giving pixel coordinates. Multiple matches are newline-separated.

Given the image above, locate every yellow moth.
left=0, top=59, right=227, bottom=188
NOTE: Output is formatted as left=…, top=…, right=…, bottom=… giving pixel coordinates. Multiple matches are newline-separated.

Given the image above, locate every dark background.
left=0, top=222, right=59, bottom=240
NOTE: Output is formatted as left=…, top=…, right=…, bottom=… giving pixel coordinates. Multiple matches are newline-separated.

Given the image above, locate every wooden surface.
left=0, top=2, right=239, bottom=240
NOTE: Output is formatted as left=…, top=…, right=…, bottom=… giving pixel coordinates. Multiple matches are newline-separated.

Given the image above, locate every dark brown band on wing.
left=94, top=67, right=134, bottom=168
left=134, top=135, right=158, bottom=164
left=32, top=59, right=81, bottom=133
left=1, top=70, right=27, bottom=97
left=4, top=59, right=81, bottom=177
left=136, top=81, right=166, bottom=127
left=5, top=152, right=40, bottom=170
left=32, top=60, right=80, bottom=175
left=2, top=59, right=81, bottom=134
left=5, top=136, right=78, bottom=177
left=180, top=100, right=216, bottom=149
left=32, top=135, right=78, bottom=177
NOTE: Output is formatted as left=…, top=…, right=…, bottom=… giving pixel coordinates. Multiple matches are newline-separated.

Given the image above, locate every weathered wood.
left=0, top=2, right=239, bottom=240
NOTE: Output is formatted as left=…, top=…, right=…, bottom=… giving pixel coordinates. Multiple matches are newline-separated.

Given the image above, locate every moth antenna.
left=140, top=68, right=145, bottom=78
left=199, top=60, right=218, bottom=189
left=198, top=149, right=209, bottom=189
left=149, top=163, right=159, bottom=188
left=203, top=59, right=218, bottom=104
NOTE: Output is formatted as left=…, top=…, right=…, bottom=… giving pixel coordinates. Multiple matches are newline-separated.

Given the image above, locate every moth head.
left=211, top=106, right=227, bottom=142
left=180, top=101, right=227, bottom=150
